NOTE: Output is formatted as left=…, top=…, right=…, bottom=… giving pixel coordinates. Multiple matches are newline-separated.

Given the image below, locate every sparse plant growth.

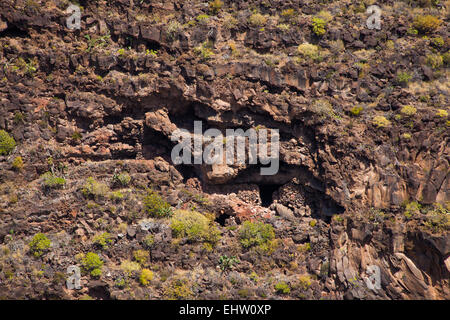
left=82, top=177, right=109, bottom=199
left=249, top=12, right=267, bottom=27
left=372, top=116, right=391, bottom=128
left=426, top=53, right=443, bottom=69
left=218, top=255, right=240, bottom=272
left=143, top=190, right=173, bottom=218
left=11, top=156, right=24, bottom=170
left=312, top=17, right=326, bottom=36
left=93, top=232, right=113, bottom=249
left=0, top=130, right=16, bottom=155
left=139, top=269, right=154, bottom=286
left=133, top=249, right=149, bottom=266
left=81, top=252, right=103, bottom=278
left=413, top=15, right=441, bottom=34
left=28, top=233, right=51, bottom=257
left=275, top=281, right=290, bottom=294
left=239, top=221, right=275, bottom=252
left=112, top=172, right=131, bottom=187
left=170, top=210, right=221, bottom=245
left=41, top=171, right=66, bottom=189
left=209, top=0, right=223, bottom=15
left=297, top=43, right=321, bottom=61
left=164, top=277, right=192, bottom=300
left=400, top=105, right=417, bottom=116
left=194, top=41, right=214, bottom=61
left=395, top=71, right=412, bottom=85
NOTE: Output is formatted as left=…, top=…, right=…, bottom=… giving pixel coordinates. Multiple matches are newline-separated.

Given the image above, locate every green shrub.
left=400, top=105, right=417, bottom=116
left=350, top=106, right=363, bottom=116
left=12, top=156, right=24, bottom=170
left=372, top=116, right=391, bottom=128
left=435, top=109, right=448, bottom=117
left=93, top=232, right=113, bottom=249
left=121, top=260, right=141, bottom=276
left=431, top=36, right=444, bottom=47
left=396, top=71, right=412, bottom=85
left=218, top=255, right=240, bottom=272
left=28, top=233, right=51, bottom=257
left=82, top=252, right=103, bottom=278
left=297, top=43, right=320, bottom=60
left=443, top=52, right=450, bottom=66
left=41, top=171, right=66, bottom=189
left=413, top=15, right=441, bottom=34
left=143, top=190, right=173, bottom=218
left=164, top=277, right=192, bottom=300
left=312, top=17, right=326, bottom=36
left=170, top=210, right=221, bottom=244
left=424, top=203, right=449, bottom=233
left=275, top=281, right=290, bottom=294
left=309, top=219, right=317, bottom=227
left=298, top=275, right=312, bottom=290
left=209, top=0, right=223, bottom=15
left=112, top=172, right=131, bottom=187
left=133, top=249, right=149, bottom=265
left=193, top=41, right=214, bottom=60
left=139, top=269, right=154, bottom=286
left=249, top=13, right=267, bottom=26
left=239, top=221, right=275, bottom=250
left=82, top=177, right=109, bottom=199
left=0, top=130, right=16, bottom=155
left=426, top=53, right=443, bottom=69
left=404, top=201, right=421, bottom=219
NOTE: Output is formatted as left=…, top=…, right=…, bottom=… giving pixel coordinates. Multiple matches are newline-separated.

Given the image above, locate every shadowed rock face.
left=0, top=0, right=448, bottom=300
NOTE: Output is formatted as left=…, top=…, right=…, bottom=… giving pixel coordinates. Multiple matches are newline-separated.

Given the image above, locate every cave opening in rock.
left=216, top=213, right=230, bottom=227
left=259, top=184, right=281, bottom=207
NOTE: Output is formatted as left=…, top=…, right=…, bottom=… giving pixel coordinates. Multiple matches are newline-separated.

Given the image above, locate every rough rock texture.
left=0, top=0, right=448, bottom=300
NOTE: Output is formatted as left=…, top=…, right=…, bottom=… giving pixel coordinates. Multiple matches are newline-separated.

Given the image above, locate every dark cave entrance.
left=259, top=184, right=281, bottom=207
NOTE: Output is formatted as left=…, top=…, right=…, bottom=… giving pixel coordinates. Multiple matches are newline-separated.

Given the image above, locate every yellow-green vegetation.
left=11, top=156, right=24, bottom=170
left=133, top=249, right=149, bottom=265
left=297, top=242, right=311, bottom=253
left=435, top=109, right=448, bottom=117
left=443, top=52, right=450, bottom=66
left=193, top=41, right=214, bottom=60
left=298, top=275, right=312, bottom=290
left=166, top=20, right=182, bottom=40
left=170, top=210, right=221, bottom=245
left=312, top=17, right=326, bottom=36
left=121, top=260, right=141, bottom=276
left=93, top=232, right=113, bottom=249
left=311, top=99, right=337, bottom=119
left=297, top=43, right=320, bottom=60
left=81, top=177, right=109, bottom=198
left=281, top=8, right=296, bottom=19
left=309, top=219, right=317, bottom=227
left=81, top=252, right=103, bottom=278
left=41, top=171, right=66, bottom=189
left=112, top=172, right=131, bottom=187
left=402, top=133, right=412, bottom=140
left=218, top=255, right=239, bottom=272
left=238, top=220, right=275, bottom=252
left=396, top=71, right=412, bottom=85
left=413, top=15, right=442, bottom=34
left=109, top=190, right=124, bottom=201
left=28, top=233, right=51, bottom=257
left=143, top=234, right=155, bottom=248
left=350, top=106, right=363, bottom=116
left=249, top=12, right=267, bottom=27
left=139, top=269, right=154, bottom=286
left=400, top=105, right=417, bottom=116
left=424, top=203, right=449, bottom=233
left=143, top=189, right=173, bottom=218
left=164, top=277, right=192, bottom=300
left=277, top=23, right=290, bottom=32
left=274, top=281, right=290, bottom=294
left=404, top=201, right=421, bottom=219
left=209, top=0, right=223, bottom=15
left=372, top=116, right=391, bottom=128
left=426, top=53, right=443, bottom=69
left=0, top=130, right=16, bottom=155
left=431, top=36, right=444, bottom=47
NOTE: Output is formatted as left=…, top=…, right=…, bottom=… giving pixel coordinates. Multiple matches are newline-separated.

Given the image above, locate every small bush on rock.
left=28, top=233, right=51, bottom=257
left=0, top=130, right=16, bottom=155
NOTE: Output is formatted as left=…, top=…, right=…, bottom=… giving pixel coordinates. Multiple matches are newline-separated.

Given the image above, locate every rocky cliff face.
left=0, top=0, right=448, bottom=300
